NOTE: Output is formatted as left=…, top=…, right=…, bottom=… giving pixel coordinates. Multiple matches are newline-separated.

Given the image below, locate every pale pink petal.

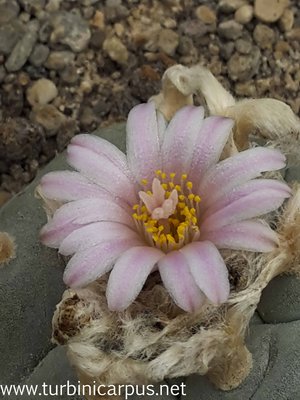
left=188, top=116, right=234, bottom=185
left=67, top=144, right=137, bottom=205
left=40, top=171, right=121, bottom=202
left=180, top=241, right=230, bottom=304
left=201, top=188, right=290, bottom=232
left=64, top=239, right=142, bottom=287
left=70, top=134, right=132, bottom=179
left=199, top=147, right=286, bottom=206
left=201, top=220, right=279, bottom=252
left=158, top=251, right=206, bottom=312
left=106, top=246, right=163, bottom=311
left=202, top=179, right=291, bottom=220
left=157, top=110, right=167, bottom=144
left=161, top=106, right=205, bottom=175
left=126, top=103, right=161, bottom=183
left=40, top=198, right=136, bottom=248
left=40, top=221, right=82, bottom=248
left=59, top=221, right=142, bottom=256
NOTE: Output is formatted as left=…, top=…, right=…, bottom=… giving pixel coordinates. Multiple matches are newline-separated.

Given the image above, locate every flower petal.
left=188, top=116, right=234, bottom=185
left=126, top=103, right=161, bottom=183
left=67, top=144, right=137, bottom=205
left=106, top=246, right=163, bottom=311
left=201, top=220, right=279, bottom=252
left=40, top=171, right=118, bottom=202
left=161, top=106, right=205, bottom=175
left=202, top=179, right=291, bottom=220
left=157, top=110, right=167, bottom=144
left=64, top=239, right=142, bottom=287
left=59, top=221, right=142, bottom=256
left=201, top=188, right=290, bottom=232
left=180, top=241, right=230, bottom=304
left=70, top=134, right=132, bottom=179
left=158, top=251, right=206, bottom=312
left=40, top=198, right=136, bottom=248
left=40, top=221, right=82, bottom=248
left=199, top=147, right=286, bottom=206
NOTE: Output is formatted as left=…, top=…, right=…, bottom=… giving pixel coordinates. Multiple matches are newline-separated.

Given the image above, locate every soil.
left=0, top=0, right=299, bottom=204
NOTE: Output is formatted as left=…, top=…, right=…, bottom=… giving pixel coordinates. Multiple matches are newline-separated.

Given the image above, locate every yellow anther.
left=134, top=171, right=200, bottom=250
left=153, top=234, right=159, bottom=242
left=169, top=218, right=179, bottom=228
left=192, top=216, right=197, bottom=225
left=159, top=234, right=167, bottom=243
left=177, top=224, right=185, bottom=235
left=166, top=234, right=176, bottom=244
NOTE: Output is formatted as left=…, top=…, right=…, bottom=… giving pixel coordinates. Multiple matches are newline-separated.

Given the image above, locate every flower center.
left=132, top=170, right=201, bottom=252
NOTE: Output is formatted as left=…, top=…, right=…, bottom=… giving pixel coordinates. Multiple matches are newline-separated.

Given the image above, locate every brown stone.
left=279, top=9, right=294, bottom=32
left=254, top=0, right=288, bottom=23
left=102, top=36, right=128, bottom=65
left=195, top=5, right=217, bottom=24
left=234, top=5, right=253, bottom=24
left=253, top=24, right=276, bottom=49
left=157, top=29, right=179, bottom=56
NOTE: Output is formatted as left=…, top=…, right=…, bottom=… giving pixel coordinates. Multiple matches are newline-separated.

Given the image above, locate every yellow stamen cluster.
left=132, top=171, right=201, bottom=252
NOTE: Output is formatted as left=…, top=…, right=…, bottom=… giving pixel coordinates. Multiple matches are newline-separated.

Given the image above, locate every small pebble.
left=90, top=10, right=105, bottom=30
left=5, top=30, right=38, bottom=72
left=234, top=5, right=253, bottom=24
left=0, top=0, right=20, bottom=24
left=50, top=11, right=91, bottom=52
left=102, top=36, right=129, bottom=65
left=218, top=0, right=246, bottom=13
left=45, top=51, right=75, bottom=70
left=253, top=24, right=276, bottom=50
left=29, top=44, right=50, bottom=67
left=26, top=78, right=58, bottom=106
left=195, top=6, right=217, bottom=25
left=228, top=47, right=261, bottom=81
left=279, top=9, right=294, bottom=32
left=254, top=0, right=288, bottom=23
left=30, top=104, right=66, bottom=136
left=218, top=20, right=243, bottom=40
left=157, top=29, right=179, bottom=56
left=235, top=38, right=252, bottom=54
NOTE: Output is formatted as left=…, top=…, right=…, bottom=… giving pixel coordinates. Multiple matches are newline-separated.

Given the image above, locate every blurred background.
left=0, top=0, right=299, bottom=201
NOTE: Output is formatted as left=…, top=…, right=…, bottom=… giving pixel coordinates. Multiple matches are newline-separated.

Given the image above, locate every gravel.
left=0, top=0, right=299, bottom=199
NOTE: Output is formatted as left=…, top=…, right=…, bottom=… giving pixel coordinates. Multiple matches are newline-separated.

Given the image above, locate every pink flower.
left=40, top=103, right=291, bottom=312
